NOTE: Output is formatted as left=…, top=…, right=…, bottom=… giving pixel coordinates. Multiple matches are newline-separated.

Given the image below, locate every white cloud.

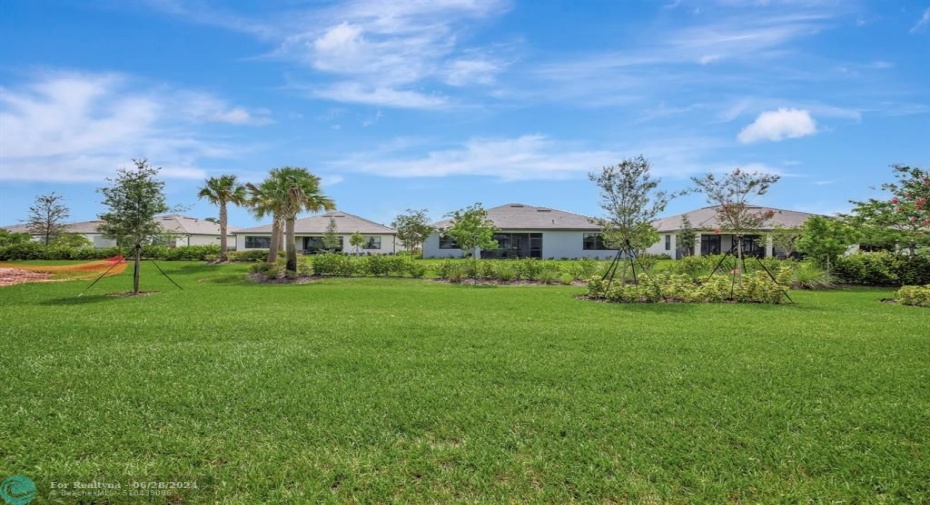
left=312, top=82, right=448, bottom=109
left=0, top=72, right=261, bottom=182
left=151, top=0, right=513, bottom=109
left=326, top=134, right=728, bottom=181
left=910, top=8, right=930, bottom=33
left=737, top=108, right=817, bottom=143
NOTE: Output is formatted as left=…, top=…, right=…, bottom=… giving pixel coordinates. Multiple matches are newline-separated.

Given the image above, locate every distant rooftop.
left=431, top=203, right=600, bottom=230
left=652, top=206, right=820, bottom=232
left=236, top=211, right=395, bottom=235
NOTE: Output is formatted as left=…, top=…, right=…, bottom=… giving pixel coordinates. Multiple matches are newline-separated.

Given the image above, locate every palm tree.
left=197, top=174, right=247, bottom=262
left=270, top=167, right=336, bottom=274
left=245, top=178, right=286, bottom=265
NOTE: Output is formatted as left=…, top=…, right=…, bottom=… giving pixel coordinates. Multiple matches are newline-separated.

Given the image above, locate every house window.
left=583, top=233, right=610, bottom=250
left=303, top=236, right=343, bottom=253
left=363, top=236, right=381, bottom=249
left=245, top=236, right=271, bottom=249
left=439, top=236, right=459, bottom=249
left=665, top=234, right=671, bottom=251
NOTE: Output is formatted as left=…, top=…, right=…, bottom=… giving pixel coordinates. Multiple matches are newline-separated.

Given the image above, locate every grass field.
left=1, top=261, right=928, bottom=503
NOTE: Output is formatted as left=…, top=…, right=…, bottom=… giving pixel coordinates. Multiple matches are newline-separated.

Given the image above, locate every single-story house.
left=423, top=203, right=617, bottom=259
left=2, top=214, right=237, bottom=249
left=647, top=206, right=818, bottom=259
left=234, top=211, right=399, bottom=254
left=156, top=214, right=238, bottom=248
left=2, top=220, right=117, bottom=248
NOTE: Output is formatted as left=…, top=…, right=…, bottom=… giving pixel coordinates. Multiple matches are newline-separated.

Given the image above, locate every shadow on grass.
left=39, top=294, right=115, bottom=306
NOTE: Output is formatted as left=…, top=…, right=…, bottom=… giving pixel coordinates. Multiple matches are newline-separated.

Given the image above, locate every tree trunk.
left=736, top=235, right=744, bottom=281
left=219, top=200, right=228, bottom=262
left=133, top=243, right=141, bottom=294
left=286, top=216, right=297, bottom=273
left=267, top=217, right=281, bottom=264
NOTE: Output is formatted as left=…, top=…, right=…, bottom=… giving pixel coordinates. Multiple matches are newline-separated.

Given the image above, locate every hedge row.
left=0, top=243, right=221, bottom=261
left=833, top=251, right=930, bottom=286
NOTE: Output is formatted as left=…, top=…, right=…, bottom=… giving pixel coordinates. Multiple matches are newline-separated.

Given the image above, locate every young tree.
left=391, top=209, right=434, bottom=257
left=690, top=168, right=780, bottom=272
left=442, top=203, right=498, bottom=259
left=589, top=156, right=671, bottom=279
left=25, top=192, right=69, bottom=246
left=796, top=216, right=852, bottom=271
left=766, top=224, right=801, bottom=259
left=198, top=174, right=247, bottom=262
left=322, top=217, right=341, bottom=253
left=846, top=164, right=930, bottom=252
left=98, top=159, right=171, bottom=294
left=677, top=215, right=697, bottom=258
left=349, top=231, right=365, bottom=256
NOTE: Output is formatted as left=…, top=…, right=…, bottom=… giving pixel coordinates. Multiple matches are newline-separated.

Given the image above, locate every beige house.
left=235, top=211, right=399, bottom=254
left=647, top=206, right=818, bottom=259
left=2, top=214, right=237, bottom=249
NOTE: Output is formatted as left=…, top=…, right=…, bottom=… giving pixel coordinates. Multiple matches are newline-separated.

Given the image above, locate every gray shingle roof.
left=652, top=206, right=819, bottom=232
left=156, top=214, right=237, bottom=235
left=236, top=211, right=395, bottom=234
left=2, top=220, right=107, bottom=234
left=432, top=203, right=600, bottom=230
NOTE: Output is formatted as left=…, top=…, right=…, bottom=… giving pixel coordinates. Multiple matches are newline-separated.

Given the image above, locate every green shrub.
left=0, top=242, right=46, bottom=260
left=497, top=264, right=516, bottom=282
left=586, top=270, right=791, bottom=304
left=788, top=261, right=836, bottom=290
left=228, top=250, right=269, bottom=262
left=559, top=273, right=575, bottom=285
left=312, top=253, right=356, bottom=276
left=832, top=251, right=930, bottom=286
left=446, top=263, right=466, bottom=283
left=536, top=269, right=559, bottom=285
left=896, top=284, right=930, bottom=307
left=435, top=260, right=459, bottom=279
left=514, top=258, right=544, bottom=280
left=406, top=261, right=427, bottom=278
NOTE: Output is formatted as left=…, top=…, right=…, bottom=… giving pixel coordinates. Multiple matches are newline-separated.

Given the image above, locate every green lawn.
left=1, top=262, right=928, bottom=503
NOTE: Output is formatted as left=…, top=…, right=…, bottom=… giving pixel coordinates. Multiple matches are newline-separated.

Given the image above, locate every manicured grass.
left=1, top=262, right=928, bottom=503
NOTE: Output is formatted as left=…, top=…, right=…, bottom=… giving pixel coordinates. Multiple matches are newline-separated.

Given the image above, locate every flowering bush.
left=895, top=285, right=930, bottom=307
left=585, top=267, right=792, bottom=304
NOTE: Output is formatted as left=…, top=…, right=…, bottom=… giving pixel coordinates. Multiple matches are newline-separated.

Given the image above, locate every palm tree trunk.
left=268, top=217, right=281, bottom=264
left=219, top=200, right=228, bottom=262
left=286, top=216, right=297, bottom=273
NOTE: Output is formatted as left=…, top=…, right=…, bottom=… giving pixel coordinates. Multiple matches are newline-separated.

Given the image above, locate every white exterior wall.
left=90, top=234, right=117, bottom=248
left=422, top=230, right=617, bottom=259
left=646, top=233, right=677, bottom=257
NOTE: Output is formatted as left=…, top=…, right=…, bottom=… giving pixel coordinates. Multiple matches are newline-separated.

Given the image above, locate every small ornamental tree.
left=391, top=209, right=434, bottom=256
left=589, top=156, right=671, bottom=281
left=98, top=159, right=172, bottom=294
left=767, top=224, right=801, bottom=259
left=442, top=203, right=498, bottom=259
left=322, top=217, right=341, bottom=253
left=349, top=231, right=365, bottom=256
left=25, top=192, right=70, bottom=246
left=690, top=168, right=780, bottom=273
left=796, top=215, right=852, bottom=271
left=677, top=215, right=697, bottom=257
left=846, top=164, right=930, bottom=252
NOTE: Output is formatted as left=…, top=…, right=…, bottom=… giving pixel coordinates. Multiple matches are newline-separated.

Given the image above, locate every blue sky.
left=1, top=0, right=928, bottom=228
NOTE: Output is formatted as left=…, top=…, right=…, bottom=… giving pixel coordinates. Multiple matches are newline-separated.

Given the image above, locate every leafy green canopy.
left=392, top=209, right=435, bottom=255
left=846, top=164, right=929, bottom=251
left=442, top=203, right=498, bottom=257
left=796, top=216, right=853, bottom=270
left=97, top=159, right=170, bottom=247
left=589, top=156, right=670, bottom=255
